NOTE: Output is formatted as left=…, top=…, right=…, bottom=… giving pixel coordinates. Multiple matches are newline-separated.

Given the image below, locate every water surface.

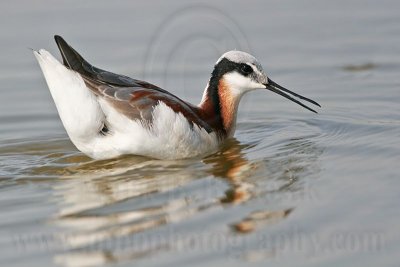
left=0, top=1, right=399, bottom=266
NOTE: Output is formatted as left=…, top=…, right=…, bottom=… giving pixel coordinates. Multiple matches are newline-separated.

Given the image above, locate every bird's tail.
left=33, top=49, right=105, bottom=144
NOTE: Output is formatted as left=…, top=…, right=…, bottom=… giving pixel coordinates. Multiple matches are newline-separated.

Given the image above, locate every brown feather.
left=83, top=76, right=213, bottom=132
left=217, top=79, right=239, bottom=136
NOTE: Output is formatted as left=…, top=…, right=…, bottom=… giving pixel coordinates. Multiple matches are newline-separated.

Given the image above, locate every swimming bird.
left=34, top=35, right=320, bottom=160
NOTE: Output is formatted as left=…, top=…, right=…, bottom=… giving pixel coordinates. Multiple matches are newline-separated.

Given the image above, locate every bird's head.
left=210, top=50, right=320, bottom=113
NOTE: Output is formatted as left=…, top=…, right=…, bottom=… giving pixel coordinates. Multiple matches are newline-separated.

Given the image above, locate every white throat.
left=223, top=72, right=262, bottom=95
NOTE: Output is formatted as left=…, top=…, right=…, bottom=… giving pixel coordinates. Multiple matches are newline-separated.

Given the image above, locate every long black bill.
left=265, top=78, right=321, bottom=113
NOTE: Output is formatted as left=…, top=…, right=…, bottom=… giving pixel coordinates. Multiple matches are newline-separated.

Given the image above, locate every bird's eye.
left=240, top=64, right=253, bottom=75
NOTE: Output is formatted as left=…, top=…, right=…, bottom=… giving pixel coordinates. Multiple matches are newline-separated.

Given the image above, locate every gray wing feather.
left=53, top=35, right=212, bottom=132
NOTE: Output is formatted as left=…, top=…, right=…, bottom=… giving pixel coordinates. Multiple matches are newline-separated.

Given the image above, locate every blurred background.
left=0, top=0, right=399, bottom=267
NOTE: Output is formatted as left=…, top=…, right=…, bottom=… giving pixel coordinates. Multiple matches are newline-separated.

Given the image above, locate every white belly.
left=82, top=101, right=220, bottom=160
left=34, top=49, right=220, bottom=160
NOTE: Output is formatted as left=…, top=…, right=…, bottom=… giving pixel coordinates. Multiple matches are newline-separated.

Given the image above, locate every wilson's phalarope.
left=34, top=35, right=320, bottom=160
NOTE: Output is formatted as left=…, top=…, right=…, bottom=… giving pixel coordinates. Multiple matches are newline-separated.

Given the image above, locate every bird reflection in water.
left=48, top=136, right=320, bottom=266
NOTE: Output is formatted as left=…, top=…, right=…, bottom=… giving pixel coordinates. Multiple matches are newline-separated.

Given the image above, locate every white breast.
left=91, top=101, right=220, bottom=160
left=34, top=49, right=220, bottom=160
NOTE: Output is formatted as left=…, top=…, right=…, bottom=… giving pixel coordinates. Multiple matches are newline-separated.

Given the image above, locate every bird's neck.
left=199, top=78, right=242, bottom=137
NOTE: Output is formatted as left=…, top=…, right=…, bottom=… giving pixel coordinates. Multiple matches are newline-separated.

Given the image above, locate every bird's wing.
left=83, top=78, right=212, bottom=132
left=54, top=35, right=212, bottom=131
left=54, top=35, right=170, bottom=94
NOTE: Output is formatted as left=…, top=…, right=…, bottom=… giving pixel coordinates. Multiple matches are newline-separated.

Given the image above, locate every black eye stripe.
left=240, top=64, right=253, bottom=75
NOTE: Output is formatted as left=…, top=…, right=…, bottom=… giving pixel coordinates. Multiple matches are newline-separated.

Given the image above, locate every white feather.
left=34, top=50, right=104, bottom=145
left=34, top=50, right=220, bottom=160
